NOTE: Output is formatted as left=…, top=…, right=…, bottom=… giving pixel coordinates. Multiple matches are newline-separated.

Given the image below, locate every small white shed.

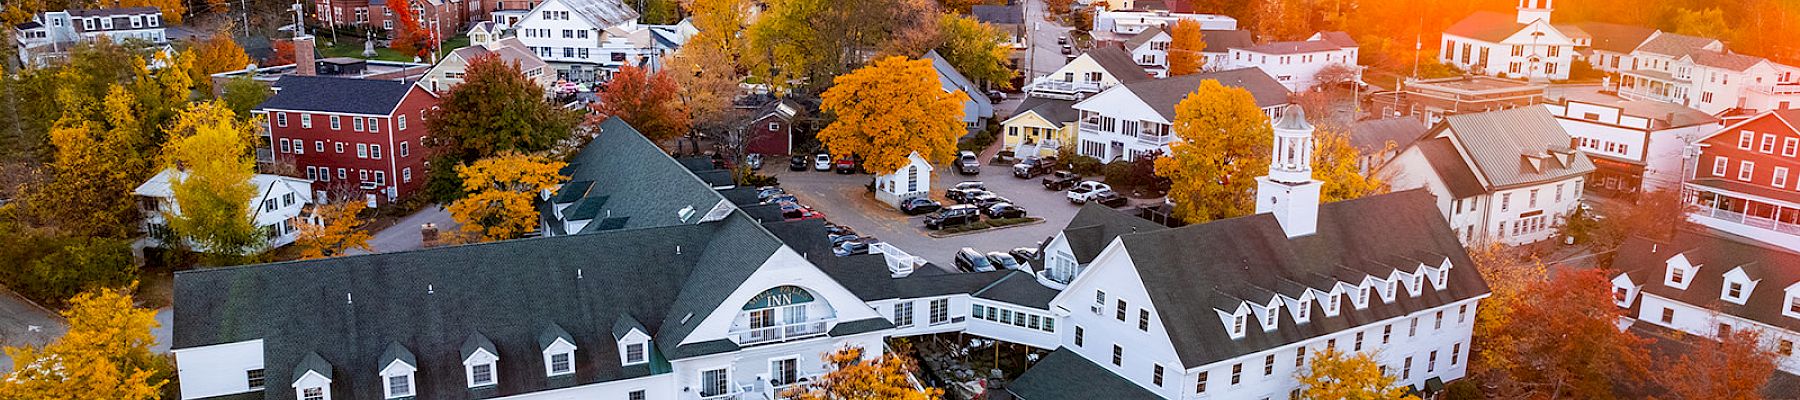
left=873, top=152, right=934, bottom=208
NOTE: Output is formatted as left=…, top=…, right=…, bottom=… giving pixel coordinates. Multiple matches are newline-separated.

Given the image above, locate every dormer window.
left=540, top=324, right=577, bottom=377
left=1671, top=268, right=1687, bottom=284
left=1356, top=286, right=1370, bottom=309
left=1263, top=307, right=1277, bottom=329
left=1327, top=294, right=1341, bottom=315
left=293, top=352, right=333, bottom=400
left=378, top=343, right=417, bottom=399
left=614, top=317, right=652, bottom=366
left=1786, top=294, right=1800, bottom=319
left=624, top=343, right=646, bottom=364
left=1295, top=299, right=1310, bottom=321
left=385, top=375, right=414, bottom=398
left=1384, top=280, right=1397, bottom=302
left=1726, top=282, right=1744, bottom=300
left=1232, top=314, right=1246, bottom=336
left=1720, top=267, right=1757, bottom=305
left=1435, top=268, right=1449, bottom=288
left=1411, top=273, right=1424, bottom=296
left=463, top=333, right=499, bottom=388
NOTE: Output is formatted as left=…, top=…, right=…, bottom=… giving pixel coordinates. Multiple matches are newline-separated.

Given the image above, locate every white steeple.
left=1517, top=0, right=1553, bottom=24
left=1255, top=105, right=1323, bottom=238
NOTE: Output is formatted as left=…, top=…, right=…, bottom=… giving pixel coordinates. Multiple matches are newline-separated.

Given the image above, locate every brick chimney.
left=294, top=35, right=316, bottom=76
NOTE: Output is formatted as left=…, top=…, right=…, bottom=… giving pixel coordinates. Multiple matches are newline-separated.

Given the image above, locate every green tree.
left=1296, top=348, right=1418, bottom=400
left=748, top=0, right=935, bottom=94
left=0, top=219, right=138, bottom=309
left=1672, top=8, right=1732, bottom=40
left=0, top=288, right=168, bottom=400
left=161, top=101, right=262, bottom=263
left=933, top=13, right=1015, bottom=88
left=425, top=55, right=579, bottom=201
left=1167, top=19, right=1205, bottom=76
left=816, top=56, right=966, bottom=174
left=1153, top=80, right=1272, bottom=223
left=640, top=0, right=681, bottom=24
left=220, top=77, right=273, bottom=118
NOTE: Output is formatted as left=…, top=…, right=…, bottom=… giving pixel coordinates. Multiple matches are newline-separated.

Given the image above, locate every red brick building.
left=312, top=0, right=472, bottom=43
left=1687, top=109, right=1800, bottom=250
left=257, top=75, right=438, bottom=205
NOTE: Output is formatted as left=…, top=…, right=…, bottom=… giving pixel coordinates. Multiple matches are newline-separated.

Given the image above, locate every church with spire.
left=1439, top=0, right=1588, bottom=81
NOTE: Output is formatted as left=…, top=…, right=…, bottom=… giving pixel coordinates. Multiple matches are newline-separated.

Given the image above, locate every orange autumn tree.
left=268, top=39, right=297, bottom=66
left=446, top=152, right=566, bottom=241
left=0, top=288, right=167, bottom=399
left=1489, top=268, right=1650, bottom=399
left=1296, top=348, right=1418, bottom=400
left=595, top=65, right=690, bottom=142
left=816, top=56, right=965, bottom=175
left=1653, top=329, right=1779, bottom=400
left=388, top=1, right=433, bottom=58
left=294, top=200, right=375, bottom=259
left=1167, top=19, right=1205, bottom=75
left=785, top=346, right=942, bottom=400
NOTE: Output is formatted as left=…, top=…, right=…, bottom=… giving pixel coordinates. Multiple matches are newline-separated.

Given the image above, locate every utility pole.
left=326, top=0, right=339, bottom=43
left=243, top=0, right=252, bottom=35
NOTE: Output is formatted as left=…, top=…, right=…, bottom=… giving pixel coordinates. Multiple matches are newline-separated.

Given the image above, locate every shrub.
left=1444, top=379, right=1482, bottom=400
left=1069, top=155, right=1104, bottom=175
left=1103, top=160, right=1136, bottom=191
left=740, top=170, right=780, bottom=187
left=0, top=229, right=139, bottom=309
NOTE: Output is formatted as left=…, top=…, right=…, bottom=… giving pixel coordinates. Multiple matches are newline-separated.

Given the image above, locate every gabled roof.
left=543, top=117, right=729, bottom=234
left=1118, top=67, right=1292, bottom=120
left=1007, top=348, right=1161, bottom=400
left=610, top=315, right=647, bottom=340
left=379, top=342, right=416, bottom=369
left=1443, top=11, right=1525, bottom=42
left=1086, top=46, right=1153, bottom=84
left=538, top=323, right=574, bottom=349
left=1012, top=96, right=1080, bottom=126
left=459, top=333, right=496, bottom=360
left=1123, top=25, right=1165, bottom=51
left=257, top=75, right=419, bottom=115
left=1633, top=31, right=1720, bottom=58
left=1314, top=31, right=1357, bottom=48
left=1061, top=204, right=1165, bottom=264
left=1438, top=107, right=1594, bottom=189
left=1350, top=117, right=1428, bottom=153
left=923, top=49, right=996, bottom=119
left=547, top=0, right=639, bottom=29
left=1110, top=189, right=1489, bottom=366
left=68, top=7, right=161, bottom=17
left=1200, top=29, right=1255, bottom=54
left=1616, top=231, right=1800, bottom=332
left=972, top=271, right=1061, bottom=309
left=1573, top=22, right=1656, bottom=54
left=448, top=37, right=549, bottom=73
left=293, top=352, right=333, bottom=382
left=970, top=4, right=1023, bottom=25
left=1416, top=137, right=1487, bottom=199
left=1686, top=49, right=1767, bottom=72
left=1237, top=40, right=1342, bottom=55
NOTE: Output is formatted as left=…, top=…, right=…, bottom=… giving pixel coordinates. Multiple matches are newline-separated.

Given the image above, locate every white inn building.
left=171, top=113, right=1488, bottom=400
left=1382, top=107, right=1595, bottom=246
left=1611, top=231, right=1800, bottom=373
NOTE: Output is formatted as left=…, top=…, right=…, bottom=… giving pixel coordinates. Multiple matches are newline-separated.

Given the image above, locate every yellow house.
left=1001, top=97, right=1079, bottom=158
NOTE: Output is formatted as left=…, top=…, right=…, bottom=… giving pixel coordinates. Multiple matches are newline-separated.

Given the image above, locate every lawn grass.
left=316, top=35, right=470, bottom=63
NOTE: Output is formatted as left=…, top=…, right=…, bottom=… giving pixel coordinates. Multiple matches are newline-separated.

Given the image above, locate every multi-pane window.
left=625, top=343, right=646, bottom=364
left=1075, top=326, right=1085, bottom=347
left=1116, top=300, right=1128, bottom=321
left=1740, top=161, right=1756, bottom=181
left=894, top=302, right=914, bottom=326
left=1452, top=343, right=1463, bottom=365
left=330, top=116, right=340, bottom=130
left=1263, top=354, right=1275, bottom=375
left=1435, top=310, right=1444, bottom=330
left=1138, top=310, right=1150, bottom=331
left=471, top=363, right=494, bottom=386
left=1714, top=157, right=1729, bottom=176
left=367, top=117, right=379, bottom=133
left=1196, top=371, right=1208, bottom=394
left=1661, top=308, right=1675, bottom=323
left=399, top=142, right=410, bottom=157
left=550, top=352, right=572, bottom=375
left=247, top=369, right=266, bottom=390
left=1402, top=356, right=1413, bottom=380
left=1763, top=134, right=1778, bottom=153
left=1153, top=364, right=1164, bottom=386
left=1741, top=131, right=1755, bottom=149
left=1500, top=193, right=1510, bottom=212
left=929, top=299, right=948, bottom=324
left=701, top=368, right=728, bottom=397
left=354, top=117, right=365, bottom=132
left=276, top=112, right=288, bottom=127
left=387, top=375, right=412, bottom=398
left=1776, top=167, right=1790, bottom=188
left=357, top=144, right=369, bottom=158
left=1295, top=348, right=1305, bottom=367
left=1112, top=345, right=1123, bottom=366
left=1409, top=317, right=1418, bottom=336
left=372, top=145, right=383, bottom=159
left=1230, top=363, right=1242, bottom=385
left=1354, top=332, right=1364, bottom=351
left=1428, top=351, right=1438, bottom=372
left=302, top=387, right=324, bottom=400
left=629, top=390, right=646, bottom=400
left=301, top=114, right=312, bottom=128
left=1727, top=282, right=1744, bottom=300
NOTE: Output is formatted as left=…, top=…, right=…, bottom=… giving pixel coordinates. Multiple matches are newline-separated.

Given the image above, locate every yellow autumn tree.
left=785, top=346, right=942, bottom=400
left=114, top=0, right=187, bottom=24
left=817, top=56, right=966, bottom=175
left=1465, top=243, right=1548, bottom=375
left=0, top=288, right=167, bottom=399
left=294, top=201, right=374, bottom=259
left=1153, top=80, right=1272, bottom=223
left=1296, top=348, right=1418, bottom=400
left=162, top=101, right=263, bottom=262
left=447, top=152, right=566, bottom=241
left=1314, top=126, right=1385, bottom=202
left=671, top=0, right=750, bottom=130
left=1167, top=19, right=1206, bottom=76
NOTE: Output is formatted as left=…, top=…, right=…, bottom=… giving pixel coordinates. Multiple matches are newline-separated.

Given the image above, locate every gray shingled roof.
left=1086, top=46, right=1154, bottom=84
left=1238, top=40, right=1342, bottom=55
left=1119, top=67, right=1292, bottom=120
left=1416, top=138, right=1486, bottom=199
left=257, top=75, right=420, bottom=115
left=924, top=49, right=996, bottom=120
left=1112, top=189, right=1491, bottom=367
left=1351, top=117, right=1428, bottom=152
left=1007, top=348, right=1161, bottom=400
left=1439, top=107, right=1595, bottom=189
left=972, top=271, right=1061, bottom=309
left=173, top=210, right=779, bottom=399
left=1201, top=30, right=1255, bottom=54
left=1013, top=96, right=1080, bottom=126
left=1316, top=31, right=1357, bottom=48
left=1123, top=25, right=1165, bottom=52
left=1616, top=231, right=1800, bottom=332
left=1061, top=203, right=1165, bottom=264
left=379, top=342, right=416, bottom=369
left=1633, top=32, right=1719, bottom=58
left=1687, top=50, right=1766, bottom=72
left=970, top=4, right=1023, bottom=25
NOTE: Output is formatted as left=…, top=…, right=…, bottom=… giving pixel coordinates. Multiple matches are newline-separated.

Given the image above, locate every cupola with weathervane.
left=1255, top=104, right=1323, bottom=238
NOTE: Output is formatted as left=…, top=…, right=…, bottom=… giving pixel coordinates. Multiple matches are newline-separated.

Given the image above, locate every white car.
left=1066, top=181, right=1113, bottom=204
left=814, top=154, right=832, bottom=171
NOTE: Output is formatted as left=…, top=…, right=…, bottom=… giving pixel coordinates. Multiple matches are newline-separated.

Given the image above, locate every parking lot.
left=766, top=158, right=1145, bottom=269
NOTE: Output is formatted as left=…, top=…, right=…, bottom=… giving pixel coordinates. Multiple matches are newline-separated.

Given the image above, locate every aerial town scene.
left=1, top=0, right=1798, bottom=398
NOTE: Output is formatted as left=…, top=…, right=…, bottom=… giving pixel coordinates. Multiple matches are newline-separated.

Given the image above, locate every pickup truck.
left=1065, top=181, right=1113, bottom=204
left=956, top=151, right=982, bottom=175
left=1012, top=156, right=1057, bottom=178
left=1041, top=171, right=1082, bottom=191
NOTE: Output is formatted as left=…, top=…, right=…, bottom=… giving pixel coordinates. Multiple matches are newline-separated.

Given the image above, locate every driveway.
left=769, top=160, right=1145, bottom=269
left=352, top=204, right=458, bottom=255
left=0, top=287, right=66, bottom=372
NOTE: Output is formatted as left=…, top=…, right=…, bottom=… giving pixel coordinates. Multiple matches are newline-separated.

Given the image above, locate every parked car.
left=833, top=240, right=871, bottom=257
left=951, top=189, right=996, bottom=204
left=955, top=248, right=997, bottom=272
left=986, top=252, right=1022, bottom=271
left=829, top=234, right=862, bottom=247
left=945, top=181, right=986, bottom=201
left=1060, top=44, right=1073, bottom=55
left=745, top=153, right=764, bottom=170
left=969, top=193, right=1010, bottom=208
left=1012, top=156, right=1057, bottom=178
left=1009, top=247, right=1040, bottom=263
left=1057, top=35, right=1068, bottom=45
left=1066, top=181, right=1114, bottom=204
left=957, top=151, right=982, bottom=175
left=834, top=158, right=858, bottom=174
left=900, top=197, right=943, bottom=215
left=789, top=155, right=809, bottom=171
left=985, top=202, right=1028, bottom=219
left=756, top=186, right=785, bottom=201
left=813, top=153, right=832, bottom=171
left=987, top=90, right=1007, bottom=102
left=759, top=194, right=797, bottom=205
left=825, top=223, right=855, bottom=237
left=1042, top=171, right=1082, bottom=190
left=1092, top=189, right=1130, bottom=208
left=924, top=205, right=982, bottom=230
left=780, top=202, right=825, bottom=220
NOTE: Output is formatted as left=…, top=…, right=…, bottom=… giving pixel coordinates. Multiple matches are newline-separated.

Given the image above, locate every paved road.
left=0, top=287, right=66, bottom=372
left=1019, top=0, right=1073, bottom=86
left=352, top=205, right=458, bottom=255
left=768, top=160, right=1147, bottom=268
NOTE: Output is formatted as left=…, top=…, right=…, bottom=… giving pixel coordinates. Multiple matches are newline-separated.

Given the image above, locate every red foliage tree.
left=594, top=66, right=690, bottom=143
left=387, top=2, right=433, bottom=59
left=1490, top=268, right=1651, bottom=399
left=1653, top=329, right=1780, bottom=400
left=267, top=39, right=296, bottom=66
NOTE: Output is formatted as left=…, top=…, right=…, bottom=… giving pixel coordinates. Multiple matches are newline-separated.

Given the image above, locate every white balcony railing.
left=1026, top=78, right=1102, bottom=100
left=1137, top=133, right=1172, bottom=146
left=1696, top=207, right=1800, bottom=236
left=729, top=318, right=834, bottom=346
left=1748, top=84, right=1800, bottom=95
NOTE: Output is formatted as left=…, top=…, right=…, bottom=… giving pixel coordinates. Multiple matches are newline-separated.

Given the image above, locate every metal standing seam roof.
left=549, top=0, right=640, bottom=30
left=1439, top=107, right=1595, bottom=189
left=1111, top=189, right=1491, bottom=367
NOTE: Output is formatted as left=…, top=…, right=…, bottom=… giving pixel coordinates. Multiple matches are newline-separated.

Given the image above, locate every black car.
left=1093, top=189, right=1130, bottom=208
left=986, top=252, right=1022, bottom=271
left=985, top=203, right=1027, bottom=219
left=954, top=248, right=997, bottom=272
left=1009, top=247, right=1040, bottom=263
left=756, top=186, right=786, bottom=201
left=833, top=240, right=871, bottom=257
left=825, top=224, right=855, bottom=237
left=924, top=205, right=982, bottom=230
left=968, top=192, right=1010, bottom=208
left=950, top=189, right=995, bottom=204
left=1012, top=156, right=1057, bottom=178
left=788, top=155, right=809, bottom=171
left=900, top=197, right=943, bottom=215
left=1042, top=171, right=1082, bottom=190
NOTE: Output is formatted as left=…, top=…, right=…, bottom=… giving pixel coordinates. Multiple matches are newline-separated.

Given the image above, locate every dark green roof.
left=1008, top=348, right=1160, bottom=400
left=541, top=117, right=728, bottom=234
left=552, top=181, right=593, bottom=204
